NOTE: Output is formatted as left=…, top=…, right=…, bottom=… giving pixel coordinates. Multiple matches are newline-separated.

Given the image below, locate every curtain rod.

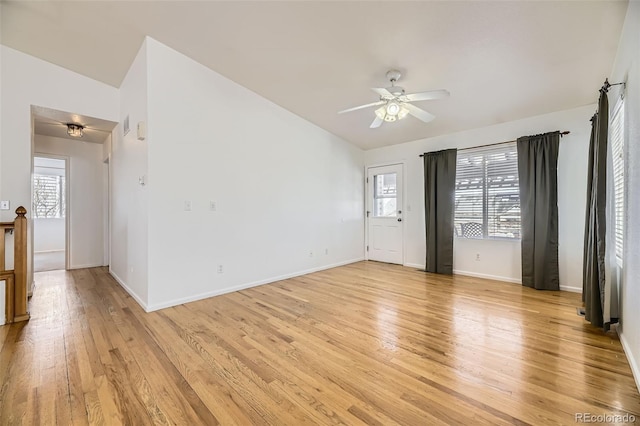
left=601, top=78, right=625, bottom=92
left=419, top=131, right=570, bottom=157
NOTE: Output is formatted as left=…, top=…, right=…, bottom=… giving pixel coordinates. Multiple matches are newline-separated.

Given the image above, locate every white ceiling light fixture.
left=386, top=101, right=401, bottom=116
left=375, top=102, right=410, bottom=123
left=339, top=69, right=449, bottom=129
left=66, top=123, right=84, bottom=138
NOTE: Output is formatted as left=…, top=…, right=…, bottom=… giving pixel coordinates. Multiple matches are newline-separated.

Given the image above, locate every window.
left=610, top=98, right=625, bottom=263
left=373, top=172, right=397, bottom=217
left=455, top=142, right=520, bottom=239
left=33, top=174, right=65, bottom=218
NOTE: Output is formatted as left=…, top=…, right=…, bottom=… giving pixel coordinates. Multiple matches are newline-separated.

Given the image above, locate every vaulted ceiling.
left=1, top=1, right=628, bottom=150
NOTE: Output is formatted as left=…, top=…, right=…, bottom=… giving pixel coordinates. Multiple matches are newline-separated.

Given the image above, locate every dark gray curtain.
left=423, top=149, right=457, bottom=274
left=583, top=90, right=609, bottom=328
left=517, top=132, right=560, bottom=290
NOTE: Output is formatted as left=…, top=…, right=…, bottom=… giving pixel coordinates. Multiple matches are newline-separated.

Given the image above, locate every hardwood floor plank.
left=0, top=262, right=638, bottom=424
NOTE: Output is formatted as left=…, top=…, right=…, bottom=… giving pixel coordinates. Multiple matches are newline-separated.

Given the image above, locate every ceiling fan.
left=338, top=69, right=449, bottom=129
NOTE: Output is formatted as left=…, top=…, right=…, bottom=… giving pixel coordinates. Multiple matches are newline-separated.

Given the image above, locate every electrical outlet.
left=209, top=201, right=217, bottom=211
left=0, top=200, right=9, bottom=210
left=217, top=264, right=223, bottom=274
left=475, top=253, right=481, bottom=261
left=325, top=248, right=329, bottom=255
left=309, top=251, right=314, bottom=258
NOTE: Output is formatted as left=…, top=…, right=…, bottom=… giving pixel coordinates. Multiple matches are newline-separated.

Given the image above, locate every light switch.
left=0, top=201, right=9, bottom=210
left=137, top=121, right=147, bottom=140
left=209, top=201, right=217, bottom=211
left=184, top=200, right=192, bottom=211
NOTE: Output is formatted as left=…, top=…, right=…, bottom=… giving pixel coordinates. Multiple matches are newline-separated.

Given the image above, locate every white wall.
left=144, top=38, right=364, bottom=310
left=33, top=218, right=64, bottom=252
left=35, top=135, right=105, bottom=268
left=365, top=105, right=594, bottom=291
left=610, top=0, right=640, bottom=391
left=111, top=40, right=149, bottom=307
left=0, top=45, right=119, bottom=289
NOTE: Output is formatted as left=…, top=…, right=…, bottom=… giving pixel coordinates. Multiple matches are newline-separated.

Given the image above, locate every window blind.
left=455, top=142, right=520, bottom=239
left=610, top=99, right=625, bottom=262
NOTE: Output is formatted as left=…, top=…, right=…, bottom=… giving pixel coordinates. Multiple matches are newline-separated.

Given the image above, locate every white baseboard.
left=619, top=331, right=640, bottom=393
left=404, top=263, right=521, bottom=284
left=407, top=263, right=581, bottom=293
left=109, top=269, right=149, bottom=312
left=146, top=257, right=365, bottom=312
left=453, top=269, right=522, bottom=284
left=68, top=263, right=104, bottom=270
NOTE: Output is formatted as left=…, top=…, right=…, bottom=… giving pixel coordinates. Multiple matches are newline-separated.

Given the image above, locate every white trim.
left=559, top=285, right=582, bottom=293
left=407, top=263, right=580, bottom=292
left=109, top=269, right=149, bottom=312
left=34, top=249, right=65, bottom=254
left=619, top=331, right=640, bottom=393
left=68, top=263, right=105, bottom=270
left=453, top=269, right=521, bottom=284
left=146, top=257, right=365, bottom=312
left=410, top=263, right=522, bottom=283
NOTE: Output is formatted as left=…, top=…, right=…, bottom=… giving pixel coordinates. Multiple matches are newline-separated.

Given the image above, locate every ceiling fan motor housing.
left=387, top=86, right=405, bottom=97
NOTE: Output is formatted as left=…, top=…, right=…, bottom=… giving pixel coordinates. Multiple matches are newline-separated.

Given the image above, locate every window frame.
left=454, top=142, right=521, bottom=240
left=610, top=96, right=625, bottom=266
left=33, top=174, right=66, bottom=219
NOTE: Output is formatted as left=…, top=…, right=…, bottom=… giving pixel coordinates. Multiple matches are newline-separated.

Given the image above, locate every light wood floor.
left=1, top=262, right=639, bottom=425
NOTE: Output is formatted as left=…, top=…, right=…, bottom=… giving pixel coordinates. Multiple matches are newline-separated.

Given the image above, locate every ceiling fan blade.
left=404, top=103, right=435, bottom=123
left=370, top=116, right=384, bottom=129
left=338, top=100, right=385, bottom=114
left=404, top=89, right=450, bottom=102
left=372, top=87, right=394, bottom=98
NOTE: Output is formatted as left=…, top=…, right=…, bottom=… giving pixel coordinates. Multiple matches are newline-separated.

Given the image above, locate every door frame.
left=32, top=152, right=71, bottom=271
left=364, top=161, right=406, bottom=264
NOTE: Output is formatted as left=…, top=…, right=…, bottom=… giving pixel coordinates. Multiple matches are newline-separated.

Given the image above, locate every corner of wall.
left=109, top=267, right=150, bottom=312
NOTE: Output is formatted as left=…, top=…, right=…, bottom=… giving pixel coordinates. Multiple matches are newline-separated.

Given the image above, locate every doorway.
left=366, top=164, right=404, bottom=264
left=33, top=156, right=68, bottom=272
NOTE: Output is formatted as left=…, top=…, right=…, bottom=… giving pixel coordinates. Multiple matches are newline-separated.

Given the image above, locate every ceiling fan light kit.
left=66, top=123, right=84, bottom=138
left=339, top=69, right=449, bottom=129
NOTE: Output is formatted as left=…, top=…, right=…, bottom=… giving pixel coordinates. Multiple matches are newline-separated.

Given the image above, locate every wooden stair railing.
left=1, top=206, right=30, bottom=324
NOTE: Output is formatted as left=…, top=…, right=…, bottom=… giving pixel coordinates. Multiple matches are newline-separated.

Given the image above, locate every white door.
left=367, top=164, right=403, bottom=264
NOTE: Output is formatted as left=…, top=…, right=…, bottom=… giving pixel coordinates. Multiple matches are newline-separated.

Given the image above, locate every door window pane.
left=373, top=173, right=397, bottom=217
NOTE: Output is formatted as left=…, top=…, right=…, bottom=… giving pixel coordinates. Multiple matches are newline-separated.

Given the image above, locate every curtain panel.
left=423, top=149, right=457, bottom=274
left=517, top=132, right=561, bottom=290
left=583, top=90, right=611, bottom=329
